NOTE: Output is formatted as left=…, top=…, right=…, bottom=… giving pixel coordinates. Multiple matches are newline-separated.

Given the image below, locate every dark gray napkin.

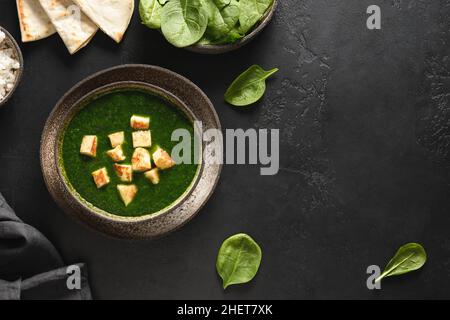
left=0, top=193, right=91, bottom=300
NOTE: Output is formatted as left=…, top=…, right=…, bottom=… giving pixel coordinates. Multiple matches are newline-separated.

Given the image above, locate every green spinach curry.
left=61, top=89, right=199, bottom=217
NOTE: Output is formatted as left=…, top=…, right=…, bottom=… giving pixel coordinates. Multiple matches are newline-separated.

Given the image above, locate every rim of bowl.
left=0, top=26, right=24, bottom=107
left=54, top=81, right=205, bottom=223
left=187, top=0, right=278, bottom=54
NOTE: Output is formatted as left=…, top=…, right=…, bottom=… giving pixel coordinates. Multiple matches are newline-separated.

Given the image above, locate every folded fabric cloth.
left=0, top=193, right=91, bottom=300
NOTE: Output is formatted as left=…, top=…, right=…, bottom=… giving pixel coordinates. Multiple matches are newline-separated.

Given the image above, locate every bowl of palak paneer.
left=41, top=65, right=222, bottom=239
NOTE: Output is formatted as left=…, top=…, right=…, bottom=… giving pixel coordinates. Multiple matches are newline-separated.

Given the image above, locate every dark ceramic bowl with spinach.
left=41, top=65, right=223, bottom=239
left=140, top=0, right=278, bottom=54
left=189, top=0, right=278, bottom=54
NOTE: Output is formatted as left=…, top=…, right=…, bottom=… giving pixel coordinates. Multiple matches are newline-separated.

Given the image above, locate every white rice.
left=0, top=31, right=21, bottom=102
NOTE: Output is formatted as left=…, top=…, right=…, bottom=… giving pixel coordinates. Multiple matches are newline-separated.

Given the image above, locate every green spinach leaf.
left=161, top=0, right=209, bottom=47
left=213, top=0, right=230, bottom=10
left=221, top=0, right=240, bottom=30
left=140, top=0, right=163, bottom=29
left=203, top=28, right=242, bottom=44
left=215, top=28, right=243, bottom=44
left=375, top=243, right=427, bottom=283
left=216, top=233, right=262, bottom=289
left=239, top=0, right=273, bottom=34
left=203, top=0, right=229, bottom=40
left=203, top=0, right=239, bottom=41
left=158, top=0, right=169, bottom=4
left=225, top=65, right=278, bottom=106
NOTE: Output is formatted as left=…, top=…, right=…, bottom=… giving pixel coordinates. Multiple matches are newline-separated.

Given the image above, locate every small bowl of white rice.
left=0, top=26, right=23, bottom=108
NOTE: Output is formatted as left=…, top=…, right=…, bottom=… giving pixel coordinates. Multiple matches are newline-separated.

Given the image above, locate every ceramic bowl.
left=41, top=65, right=222, bottom=239
left=0, top=26, right=24, bottom=108
left=187, top=0, right=278, bottom=54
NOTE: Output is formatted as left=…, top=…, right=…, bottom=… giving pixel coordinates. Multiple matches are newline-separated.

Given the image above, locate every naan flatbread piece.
left=39, top=0, right=98, bottom=54
left=72, top=0, right=134, bottom=43
left=16, top=0, right=56, bottom=42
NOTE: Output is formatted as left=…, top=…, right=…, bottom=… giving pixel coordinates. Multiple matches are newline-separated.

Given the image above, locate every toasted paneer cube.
left=130, top=115, right=150, bottom=130
left=92, top=167, right=110, bottom=189
left=132, top=130, right=152, bottom=148
left=106, top=145, right=126, bottom=162
left=132, top=147, right=152, bottom=172
left=144, top=168, right=160, bottom=185
left=153, top=147, right=176, bottom=170
left=108, top=131, right=125, bottom=148
left=80, top=135, right=97, bottom=157
left=114, top=164, right=133, bottom=182
left=117, top=184, right=138, bottom=207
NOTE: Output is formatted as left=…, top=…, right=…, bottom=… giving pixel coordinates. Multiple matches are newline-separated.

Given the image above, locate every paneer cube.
left=80, top=135, right=97, bottom=157
left=108, top=131, right=125, bottom=148
left=132, top=147, right=152, bottom=172
left=92, top=167, right=110, bottom=189
left=106, top=145, right=126, bottom=162
left=117, top=184, right=138, bottom=207
left=130, top=115, right=150, bottom=130
left=153, top=146, right=176, bottom=170
left=132, top=130, right=152, bottom=148
left=114, top=164, right=133, bottom=182
left=144, top=168, right=160, bottom=185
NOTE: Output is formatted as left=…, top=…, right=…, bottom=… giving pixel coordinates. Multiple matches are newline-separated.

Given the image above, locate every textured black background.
left=1, top=0, right=450, bottom=299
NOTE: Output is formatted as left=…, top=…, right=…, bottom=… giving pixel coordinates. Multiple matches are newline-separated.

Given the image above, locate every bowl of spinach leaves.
left=139, top=0, right=278, bottom=54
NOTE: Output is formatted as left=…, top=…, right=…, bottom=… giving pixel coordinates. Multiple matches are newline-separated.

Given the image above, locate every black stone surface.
left=1, top=0, right=450, bottom=299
